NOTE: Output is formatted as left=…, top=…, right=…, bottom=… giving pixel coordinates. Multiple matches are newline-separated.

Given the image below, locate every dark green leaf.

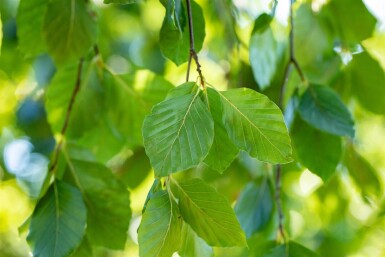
left=159, top=0, right=205, bottom=65
left=298, top=84, right=355, bottom=138
left=234, top=178, right=274, bottom=238
left=70, top=239, right=93, bottom=257
left=291, top=116, right=342, bottom=181
left=138, top=190, right=182, bottom=257
left=104, top=0, right=141, bottom=4
left=27, top=181, right=87, bottom=257
left=250, top=241, right=319, bottom=257
left=348, top=51, right=385, bottom=115
left=143, top=85, right=214, bottom=177
left=178, top=223, right=214, bottom=257
left=66, top=159, right=132, bottom=250
left=171, top=178, right=247, bottom=247
left=203, top=88, right=238, bottom=173
left=219, top=88, right=293, bottom=164
left=16, top=0, right=48, bottom=56
left=43, top=0, right=97, bottom=64
left=344, top=143, right=382, bottom=199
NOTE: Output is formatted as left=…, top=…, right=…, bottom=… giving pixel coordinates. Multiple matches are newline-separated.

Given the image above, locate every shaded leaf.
left=344, top=143, right=382, bottom=199
left=159, top=0, right=205, bottom=65
left=104, top=0, right=141, bottom=4
left=298, top=84, right=355, bottom=138
left=178, top=223, right=214, bottom=257
left=203, top=88, right=238, bottom=173
left=70, top=239, right=93, bottom=257
left=143, top=85, right=214, bottom=176
left=250, top=14, right=280, bottom=90
left=250, top=240, right=319, bottom=257
left=234, top=178, right=274, bottom=238
left=291, top=116, right=341, bottom=181
left=138, top=190, right=182, bottom=257
left=43, top=0, right=97, bottom=64
left=66, top=159, right=132, bottom=250
left=219, top=88, right=292, bottom=164
left=348, top=51, right=385, bottom=115
left=171, top=178, right=247, bottom=247
left=27, top=181, right=86, bottom=257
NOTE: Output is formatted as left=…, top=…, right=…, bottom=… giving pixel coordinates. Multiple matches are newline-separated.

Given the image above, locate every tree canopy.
left=0, top=0, right=385, bottom=257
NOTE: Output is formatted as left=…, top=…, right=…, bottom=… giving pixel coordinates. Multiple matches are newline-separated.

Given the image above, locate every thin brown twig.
left=185, top=0, right=205, bottom=87
left=49, top=58, right=84, bottom=173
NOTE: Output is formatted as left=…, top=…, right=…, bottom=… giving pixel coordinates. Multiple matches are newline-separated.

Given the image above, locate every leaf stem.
left=49, top=58, right=84, bottom=174
left=185, top=0, right=205, bottom=88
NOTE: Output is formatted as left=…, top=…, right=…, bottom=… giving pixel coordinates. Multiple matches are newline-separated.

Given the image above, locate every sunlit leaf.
left=16, top=0, right=48, bottom=56
left=178, top=223, right=214, bottom=257
left=218, top=88, right=292, bottom=164
left=138, top=190, right=182, bottom=257
left=27, top=181, right=87, bottom=257
left=298, top=84, right=355, bottom=138
left=143, top=84, right=214, bottom=176
left=203, top=88, right=238, bottom=173
left=43, top=0, right=97, bottom=64
left=171, top=178, right=247, bottom=247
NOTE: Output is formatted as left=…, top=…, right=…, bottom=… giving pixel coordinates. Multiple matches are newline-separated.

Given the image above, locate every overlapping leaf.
left=138, top=190, right=182, bottom=257
left=291, top=116, right=341, bottom=181
left=27, top=181, right=87, bottom=257
left=250, top=241, right=320, bottom=257
left=159, top=0, right=205, bottom=65
left=178, top=224, right=214, bottom=257
left=65, top=159, right=131, bottom=250
left=234, top=178, right=274, bottom=238
left=171, top=178, right=247, bottom=247
left=143, top=85, right=214, bottom=176
left=298, top=84, right=355, bottom=138
left=218, top=88, right=292, bottom=164
left=16, top=0, right=48, bottom=56
left=203, top=88, right=238, bottom=173
left=43, top=0, right=97, bottom=64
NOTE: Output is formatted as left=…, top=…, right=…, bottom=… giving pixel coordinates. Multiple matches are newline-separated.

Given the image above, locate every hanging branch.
left=185, top=0, right=205, bottom=87
left=49, top=58, right=84, bottom=173
left=275, top=0, right=307, bottom=243
left=279, top=0, right=306, bottom=106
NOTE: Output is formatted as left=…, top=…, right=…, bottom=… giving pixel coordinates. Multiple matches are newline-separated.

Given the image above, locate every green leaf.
left=250, top=241, right=319, bottom=257
left=203, top=88, right=238, bottom=173
left=27, top=181, right=87, bottom=257
left=104, top=0, right=141, bottom=4
left=234, top=178, right=274, bottom=238
left=0, top=13, right=3, bottom=54
left=138, top=190, right=182, bottom=257
left=250, top=15, right=280, bottom=90
left=143, top=85, right=214, bottom=177
left=291, top=116, right=342, bottom=181
left=43, top=0, right=97, bottom=65
left=348, top=51, right=385, bottom=115
left=178, top=223, right=214, bottom=257
left=344, top=143, right=382, bottom=199
left=323, top=0, right=376, bottom=42
left=65, top=159, right=132, bottom=250
left=159, top=0, right=205, bottom=65
left=116, top=147, right=152, bottom=189
left=170, top=178, right=247, bottom=247
left=218, top=88, right=292, bottom=164
left=70, top=239, right=93, bottom=257
left=16, top=0, right=48, bottom=56
left=298, top=84, right=355, bottom=138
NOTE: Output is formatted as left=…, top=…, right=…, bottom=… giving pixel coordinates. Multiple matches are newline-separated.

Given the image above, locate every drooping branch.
left=279, top=0, right=306, bottom=106
left=49, top=58, right=84, bottom=173
left=275, top=0, right=307, bottom=243
left=185, top=0, right=205, bottom=87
